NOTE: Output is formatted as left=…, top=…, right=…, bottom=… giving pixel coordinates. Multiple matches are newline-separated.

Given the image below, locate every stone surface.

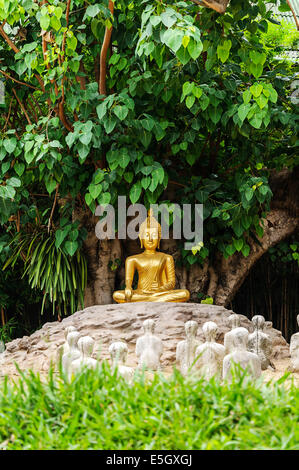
left=0, top=303, right=290, bottom=378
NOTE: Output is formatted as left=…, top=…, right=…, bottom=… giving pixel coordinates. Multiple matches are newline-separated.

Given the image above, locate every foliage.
left=3, top=229, right=87, bottom=315
left=0, top=316, right=17, bottom=343
left=0, top=365, right=298, bottom=450
left=0, top=0, right=298, bottom=314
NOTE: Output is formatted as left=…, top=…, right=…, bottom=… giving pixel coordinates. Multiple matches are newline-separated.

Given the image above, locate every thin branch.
left=286, top=0, right=299, bottom=30
left=0, top=23, right=45, bottom=91
left=0, top=70, right=38, bottom=90
left=2, top=96, right=13, bottom=132
left=12, top=88, right=32, bottom=126
left=99, top=0, right=114, bottom=95
left=47, top=183, right=59, bottom=233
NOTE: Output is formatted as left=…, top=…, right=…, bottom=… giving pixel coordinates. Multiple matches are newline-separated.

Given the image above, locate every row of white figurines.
left=58, top=313, right=297, bottom=383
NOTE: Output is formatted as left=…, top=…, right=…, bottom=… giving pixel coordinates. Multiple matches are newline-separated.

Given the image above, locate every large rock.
left=0, top=303, right=290, bottom=377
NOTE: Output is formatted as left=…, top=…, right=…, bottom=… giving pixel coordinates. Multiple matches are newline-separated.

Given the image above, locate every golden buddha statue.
left=113, top=210, right=190, bottom=303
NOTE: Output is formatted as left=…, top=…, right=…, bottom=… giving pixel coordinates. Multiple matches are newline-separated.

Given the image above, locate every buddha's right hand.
left=125, top=287, right=133, bottom=301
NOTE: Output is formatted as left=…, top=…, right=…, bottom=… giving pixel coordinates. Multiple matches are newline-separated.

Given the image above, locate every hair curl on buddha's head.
left=139, top=209, right=161, bottom=248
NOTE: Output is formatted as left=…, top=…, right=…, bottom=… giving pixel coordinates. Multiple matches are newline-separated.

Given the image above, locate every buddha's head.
left=202, top=321, right=218, bottom=342
left=231, top=327, right=249, bottom=350
left=228, top=314, right=240, bottom=330
left=64, top=325, right=77, bottom=340
left=109, top=341, right=128, bottom=365
left=143, top=319, right=155, bottom=334
left=185, top=320, right=198, bottom=338
left=78, top=336, right=94, bottom=357
left=251, top=315, right=265, bottom=331
left=139, top=209, right=161, bottom=250
left=67, top=331, right=80, bottom=348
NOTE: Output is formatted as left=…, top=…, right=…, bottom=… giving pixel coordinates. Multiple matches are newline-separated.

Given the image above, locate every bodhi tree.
left=0, top=0, right=298, bottom=317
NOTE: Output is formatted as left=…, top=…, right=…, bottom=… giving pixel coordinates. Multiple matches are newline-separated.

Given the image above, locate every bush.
left=0, top=365, right=298, bottom=450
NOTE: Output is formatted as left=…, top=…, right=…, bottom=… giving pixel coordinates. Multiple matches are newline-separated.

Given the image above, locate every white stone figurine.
left=71, top=336, right=98, bottom=375
left=57, top=325, right=77, bottom=364
left=223, top=327, right=261, bottom=383
left=109, top=341, right=135, bottom=383
left=195, top=321, right=225, bottom=380
left=176, top=320, right=201, bottom=375
left=136, top=319, right=163, bottom=370
left=224, top=313, right=242, bottom=355
left=248, top=315, right=275, bottom=371
left=290, top=314, right=299, bottom=372
left=61, top=331, right=81, bottom=379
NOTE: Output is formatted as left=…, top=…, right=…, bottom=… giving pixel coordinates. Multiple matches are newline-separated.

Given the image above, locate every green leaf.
left=55, top=229, right=69, bottom=249
left=130, top=182, right=142, bottom=204
left=89, top=184, right=102, bottom=200
left=176, top=46, right=190, bottom=65
left=250, top=83, right=263, bottom=98
left=186, top=95, right=195, bottom=109
left=232, top=219, right=244, bottom=238
left=162, top=29, right=184, bottom=53
left=113, top=105, right=129, bottom=121
left=238, top=104, right=251, bottom=123
left=104, top=116, right=117, bottom=134
left=6, top=177, right=21, bottom=187
left=40, top=15, right=50, bottom=30
left=241, top=244, right=250, bottom=257
left=243, top=89, right=252, bottom=104
left=4, top=138, right=17, bottom=154
left=45, top=179, right=57, bottom=194
left=250, top=62, right=263, bottom=79
left=245, top=187, right=254, bottom=201
left=208, top=107, right=222, bottom=124
left=187, top=38, right=203, bottom=60
left=233, top=238, right=244, bottom=252
left=85, top=4, right=101, bottom=18
left=14, top=163, right=25, bottom=176
left=65, top=241, right=78, bottom=257
left=96, top=102, right=107, bottom=120
left=217, top=40, right=231, bottom=63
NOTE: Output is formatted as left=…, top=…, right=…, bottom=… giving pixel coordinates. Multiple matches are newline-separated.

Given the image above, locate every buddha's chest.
left=136, top=254, right=166, bottom=273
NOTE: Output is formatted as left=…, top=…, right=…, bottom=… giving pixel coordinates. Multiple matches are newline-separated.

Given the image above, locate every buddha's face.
left=141, top=227, right=160, bottom=250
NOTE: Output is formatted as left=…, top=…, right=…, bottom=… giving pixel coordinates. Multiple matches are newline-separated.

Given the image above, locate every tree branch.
left=0, top=69, right=38, bottom=90
left=12, top=88, right=32, bottom=126
left=286, top=0, right=299, bottom=30
left=99, top=0, right=114, bottom=95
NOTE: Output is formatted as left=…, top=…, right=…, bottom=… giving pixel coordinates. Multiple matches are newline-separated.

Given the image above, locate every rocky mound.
left=0, top=303, right=290, bottom=378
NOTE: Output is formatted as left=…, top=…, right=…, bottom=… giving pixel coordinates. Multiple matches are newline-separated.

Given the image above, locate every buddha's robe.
left=113, top=252, right=189, bottom=303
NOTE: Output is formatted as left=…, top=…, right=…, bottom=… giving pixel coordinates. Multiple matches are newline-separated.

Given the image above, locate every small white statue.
left=109, top=341, right=135, bottom=383
left=57, top=325, right=77, bottom=364
left=61, top=331, right=81, bottom=378
left=224, top=313, right=242, bottom=355
left=223, top=327, right=261, bottom=383
left=136, top=319, right=163, bottom=370
left=176, top=320, right=201, bottom=375
left=248, top=315, right=275, bottom=371
left=290, top=314, right=299, bottom=372
left=195, top=321, right=225, bottom=379
left=71, top=336, right=98, bottom=375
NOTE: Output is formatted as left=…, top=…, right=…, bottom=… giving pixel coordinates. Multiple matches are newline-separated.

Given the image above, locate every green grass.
left=0, top=364, right=298, bottom=450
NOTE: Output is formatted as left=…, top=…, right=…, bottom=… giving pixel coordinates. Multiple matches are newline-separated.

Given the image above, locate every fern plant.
left=3, top=231, right=87, bottom=316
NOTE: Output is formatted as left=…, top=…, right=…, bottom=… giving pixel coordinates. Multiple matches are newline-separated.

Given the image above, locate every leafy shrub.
left=0, top=365, right=298, bottom=450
